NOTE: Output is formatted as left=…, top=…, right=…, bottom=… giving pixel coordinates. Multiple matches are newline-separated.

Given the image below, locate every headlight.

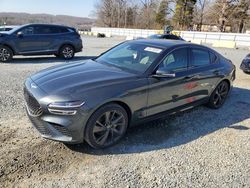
left=48, top=101, right=85, bottom=115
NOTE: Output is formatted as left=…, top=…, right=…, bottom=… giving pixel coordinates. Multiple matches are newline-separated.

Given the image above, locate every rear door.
left=187, top=47, right=221, bottom=101
left=31, top=25, right=56, bottom=52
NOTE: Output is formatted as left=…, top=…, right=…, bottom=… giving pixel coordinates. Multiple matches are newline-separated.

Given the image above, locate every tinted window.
left=210, top=52, right=217, bottom=63
left=164, top=35, right=180, bottom=40
left=58, top=27, right=70, bottom=33
left=20, top=26, right=34, bottom=35
left=34, top=26, right=54, bottom=34
left=158, top=48, right=188, bottom=71
left=191, top=48, right=210, bottom=67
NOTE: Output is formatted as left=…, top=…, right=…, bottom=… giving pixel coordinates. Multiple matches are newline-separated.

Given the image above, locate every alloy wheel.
left=93, top=110, right=126, bottom=146
left=212, top=81, right=229, bottom=108
left=0, top=48, right=11, bottom=62
left=62, top=47, right=74, bottom=59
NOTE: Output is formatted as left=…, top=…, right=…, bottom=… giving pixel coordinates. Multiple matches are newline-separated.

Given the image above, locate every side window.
left=158, top=48, right=188, bottom=72
left=20, top=26, right=34, bottom=35
left=34, top=26, right=52, bottom=34
left=210, top=52, right=217, bottom=63
left=191, top=48, right=210, bottom=67
left=59, top=27, right=70, bottom=33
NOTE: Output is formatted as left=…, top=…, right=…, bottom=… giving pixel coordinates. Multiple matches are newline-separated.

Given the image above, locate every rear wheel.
left=207, top=81, right=230, bottom=109
left=59, top=45, right=75, bottom=60
left=0, top=46, right=13, bottom=62
left=85, top=103, right=128, bottom=149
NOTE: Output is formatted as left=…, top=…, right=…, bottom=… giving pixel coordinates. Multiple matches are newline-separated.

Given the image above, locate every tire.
left=59, top=45, right=75, bottom=60
left=0, top=45, right=13, bottom=62
left=85, top=103, right=128, bottom=149
left=207, top=81, right=230, bottom=109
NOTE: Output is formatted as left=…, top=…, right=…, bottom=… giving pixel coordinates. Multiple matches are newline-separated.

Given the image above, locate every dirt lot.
left=0, top=36, right=249, bottom=188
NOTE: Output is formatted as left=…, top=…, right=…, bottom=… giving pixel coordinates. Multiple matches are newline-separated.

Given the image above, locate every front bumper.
left=24, top=78, right=88, bottom=143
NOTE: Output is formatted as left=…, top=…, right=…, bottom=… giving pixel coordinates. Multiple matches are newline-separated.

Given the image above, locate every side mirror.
left=17, top=31, right=23, bottom=37
left=153, top=69, right=176, bottom=78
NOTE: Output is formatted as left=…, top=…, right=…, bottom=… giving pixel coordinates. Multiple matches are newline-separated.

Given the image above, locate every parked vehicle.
left=24, top=39, right=236, bottom=149
left=0, top=24, right=82, bottom=62
left=0, top=25, right=18, bottom=32
left=148, top=34, right=184, bottom=41
left=240, top=54, right=250, bottom=73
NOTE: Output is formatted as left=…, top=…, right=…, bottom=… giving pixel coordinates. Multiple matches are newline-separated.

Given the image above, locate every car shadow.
left=66, top=87, right=250, bottom=155
left=9, top=56, right=96, bottom=64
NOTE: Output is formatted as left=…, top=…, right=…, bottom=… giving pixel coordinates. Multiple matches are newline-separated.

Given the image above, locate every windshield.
left=95, top=42, right=164, bottom=74
left=6, top=25, right=23, bottom=34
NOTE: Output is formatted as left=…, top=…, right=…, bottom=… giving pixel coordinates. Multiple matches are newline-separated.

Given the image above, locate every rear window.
left=57, top=27, right=70, bottom=33
left=191, top=48, right=210, bottom=67
left=210, top=52, right=217, bottom=63
left=164, top=35, right=180, bottom=40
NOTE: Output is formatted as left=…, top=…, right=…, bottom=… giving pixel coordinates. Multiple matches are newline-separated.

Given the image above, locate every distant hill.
left=0, top=12, right=95, bottom=30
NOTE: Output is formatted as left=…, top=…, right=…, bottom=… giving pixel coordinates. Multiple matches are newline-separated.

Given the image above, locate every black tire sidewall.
left=85, top=103, right=128, bottom=149
left=0, top=46, right=13, bottom=62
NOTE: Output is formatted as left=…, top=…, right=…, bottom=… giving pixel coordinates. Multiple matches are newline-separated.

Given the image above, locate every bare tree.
left=232, top=0, right=250, bottom=33
left=193, top=0, right=211, bottom=31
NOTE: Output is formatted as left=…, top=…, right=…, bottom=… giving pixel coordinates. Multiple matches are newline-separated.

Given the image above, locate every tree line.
left=94, top=0, right=250, bottom=33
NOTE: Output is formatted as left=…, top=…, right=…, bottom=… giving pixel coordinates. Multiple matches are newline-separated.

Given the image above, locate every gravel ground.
left=0, top=36, right=249, bottom=188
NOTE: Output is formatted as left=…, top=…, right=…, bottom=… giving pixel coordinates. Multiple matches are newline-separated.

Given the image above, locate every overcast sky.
left=0, top=0, right=96, bottom=18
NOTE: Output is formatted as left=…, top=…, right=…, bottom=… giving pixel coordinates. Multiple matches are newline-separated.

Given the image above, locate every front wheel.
left=85, top=103, right=128, bottom=149
left=207, top=81, right=230, bottom=109
left=0, top=46, right=13, bottom=62
left=59, top=45, right=75, bottom=60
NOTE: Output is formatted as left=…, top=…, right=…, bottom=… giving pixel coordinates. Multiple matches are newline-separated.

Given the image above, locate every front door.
left=147, top=47, right=195, bottom=116
left=14, top=25, right=54, bottom=54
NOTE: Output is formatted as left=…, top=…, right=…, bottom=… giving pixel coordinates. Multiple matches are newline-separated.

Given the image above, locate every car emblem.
left=31, top=83, right=38, bottom=89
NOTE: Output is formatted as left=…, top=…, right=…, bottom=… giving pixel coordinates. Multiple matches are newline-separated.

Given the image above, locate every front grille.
left=50, top=123, right=71, bottom=137
left=29, top=116, right=71, bottom=137
left=29, top=116, right=52, bottom=136
left=24, top=87, right=43, bottom=116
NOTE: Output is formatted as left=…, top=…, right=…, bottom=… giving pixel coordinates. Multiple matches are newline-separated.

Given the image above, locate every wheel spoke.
left=97, top=130, right=109, bottom=145
left=214, top=95, right=219, bottom=105
left=105, top=111, right=111, bottom=123
left=110, top=110, right=116, bottom=121
left=112, top=128, right=122, bottom=136
left=96, top=120, right=105, bottom=127
left=93, top=125, right=106, bottom=133
left=112, top=115, right=123, bottom=124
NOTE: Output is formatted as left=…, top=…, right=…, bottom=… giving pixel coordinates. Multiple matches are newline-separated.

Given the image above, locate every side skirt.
left=131, top=97, right=209, bottom=126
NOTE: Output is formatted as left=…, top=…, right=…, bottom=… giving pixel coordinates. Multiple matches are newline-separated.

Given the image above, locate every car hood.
left=0, top=32, right=8, bottom=36
left=31, top=60, right=136, bottom=95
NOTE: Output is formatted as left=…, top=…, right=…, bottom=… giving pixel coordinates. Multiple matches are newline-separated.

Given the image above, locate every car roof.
left=22, top=23, right=71, bottom=28
left=131, top=39, right=192, bottom=49
left=0, top=25, right=18, bottom=28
